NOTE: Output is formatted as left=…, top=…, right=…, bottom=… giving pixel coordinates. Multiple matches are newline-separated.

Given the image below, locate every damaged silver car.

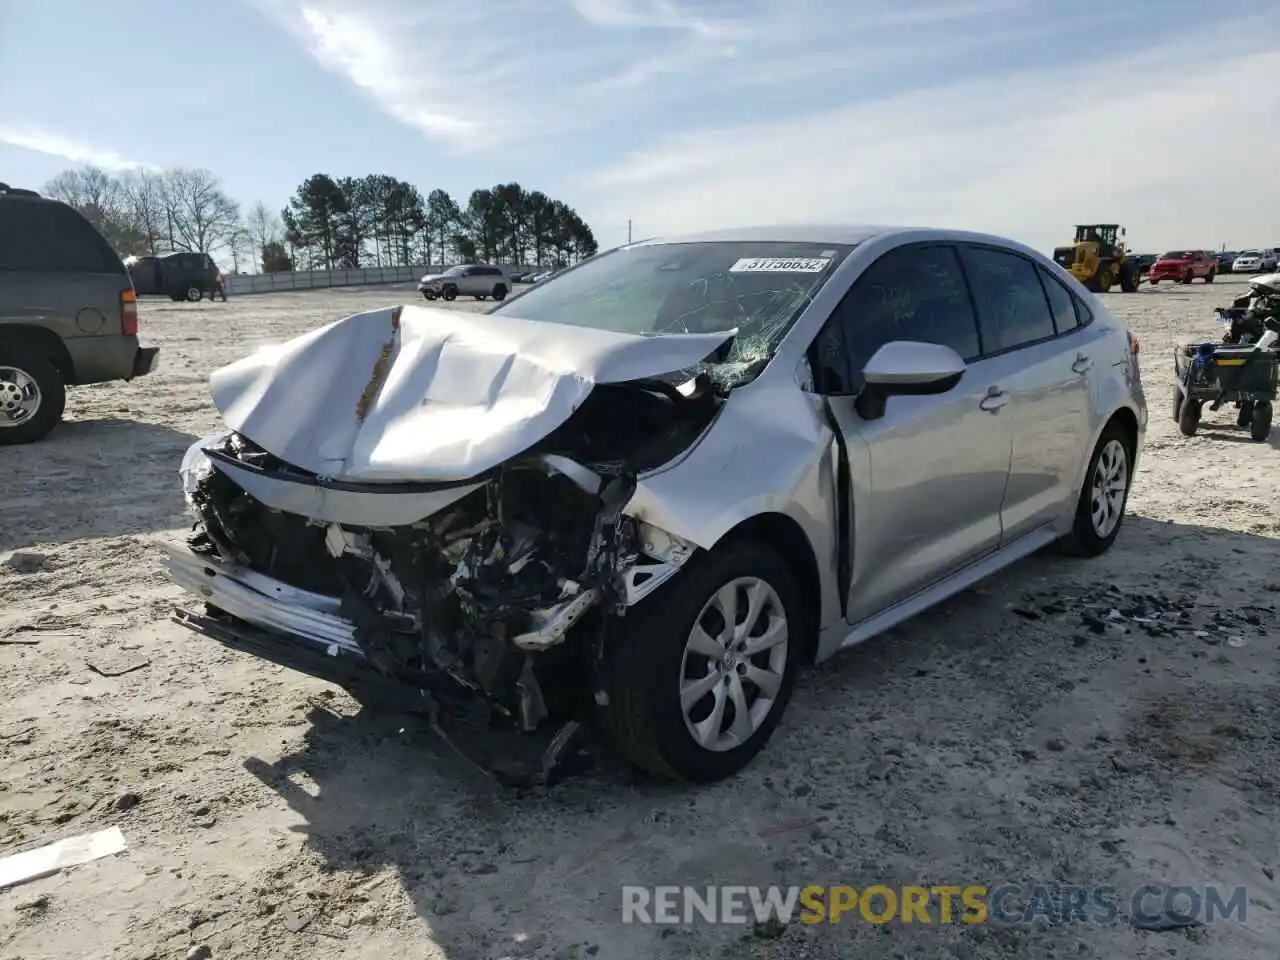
left=164, top=225, right=1147, bottom=783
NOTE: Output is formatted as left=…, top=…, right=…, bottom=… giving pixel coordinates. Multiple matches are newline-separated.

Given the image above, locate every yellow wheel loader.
left=1051, top=224, right=1141, bottom=293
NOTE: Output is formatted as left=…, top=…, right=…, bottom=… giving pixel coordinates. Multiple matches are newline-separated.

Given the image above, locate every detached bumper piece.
left=131, top=347, right=160, bottom=379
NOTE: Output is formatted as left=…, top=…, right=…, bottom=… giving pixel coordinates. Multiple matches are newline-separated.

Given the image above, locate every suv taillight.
left=121, top=288, right=138, bottom=336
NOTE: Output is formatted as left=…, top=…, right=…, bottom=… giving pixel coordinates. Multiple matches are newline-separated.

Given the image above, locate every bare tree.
left=162, top=168, right=240, bottom=254
left=43, top=166, right=136, bottom=251
left=246, top=200, right=282, bottom=272
left=117, top=169, right=168, bottom=256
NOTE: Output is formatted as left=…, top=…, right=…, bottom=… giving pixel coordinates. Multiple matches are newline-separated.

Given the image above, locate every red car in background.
left=1148, top=250, right=1217, bottom=284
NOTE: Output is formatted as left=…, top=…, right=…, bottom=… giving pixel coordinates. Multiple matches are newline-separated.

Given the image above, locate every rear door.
left=0, top=198, right=129, bottom=340
left=814, top=243, right=1014, bottom=623
left=956, top=244, right=1099, bottom=541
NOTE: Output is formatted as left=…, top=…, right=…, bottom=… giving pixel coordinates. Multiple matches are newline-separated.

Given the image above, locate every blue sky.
left=1, top=0, right=1277, bottom=254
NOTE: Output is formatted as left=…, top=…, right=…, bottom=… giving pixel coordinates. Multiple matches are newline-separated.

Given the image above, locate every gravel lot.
left=1, top=277, right=1277, bottom=960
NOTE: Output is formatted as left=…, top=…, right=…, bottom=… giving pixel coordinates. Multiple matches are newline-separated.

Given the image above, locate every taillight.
left=121, top=288, right=138, bottom=337
left=1127, top=330, right=1139, bottom=355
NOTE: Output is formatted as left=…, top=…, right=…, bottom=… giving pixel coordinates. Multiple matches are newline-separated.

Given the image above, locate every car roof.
left=632, top=223, right=1051, bottom=260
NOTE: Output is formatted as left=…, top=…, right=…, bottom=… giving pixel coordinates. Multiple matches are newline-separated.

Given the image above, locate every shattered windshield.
left=490, top=241, right=856, bottom=374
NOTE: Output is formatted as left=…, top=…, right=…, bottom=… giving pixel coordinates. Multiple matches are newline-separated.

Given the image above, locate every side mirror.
left=855, top=341, right=966, bottom=421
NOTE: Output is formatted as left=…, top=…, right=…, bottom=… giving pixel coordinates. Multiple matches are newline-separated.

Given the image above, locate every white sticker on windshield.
left=729, top=257, right=831, bottom=273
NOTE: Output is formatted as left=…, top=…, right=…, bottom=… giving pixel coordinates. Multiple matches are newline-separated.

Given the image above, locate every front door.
left=810, top=243, right=1014, bottom=625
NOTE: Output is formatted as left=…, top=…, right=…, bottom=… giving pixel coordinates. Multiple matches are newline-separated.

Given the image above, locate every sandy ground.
left=1, top=277, right=1277, bottom=960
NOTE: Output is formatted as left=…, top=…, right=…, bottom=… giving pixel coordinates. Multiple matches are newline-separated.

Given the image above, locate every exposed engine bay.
left=176, top=371, right=719, bottom=752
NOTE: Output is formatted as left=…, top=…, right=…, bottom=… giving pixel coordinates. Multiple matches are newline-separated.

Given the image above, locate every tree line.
left=42, top=166, right=599, bottom=275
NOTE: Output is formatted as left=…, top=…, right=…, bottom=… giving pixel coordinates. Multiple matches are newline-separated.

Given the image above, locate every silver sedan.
left=165, top=224, right=1148, bottom=783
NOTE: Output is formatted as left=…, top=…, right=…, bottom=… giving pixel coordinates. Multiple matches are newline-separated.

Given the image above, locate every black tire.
left=185, top=286, right=202, bottom=302
left=596, top=539, right=803, bottom=782
left=474, top=295, right=486, bottom=301
left=492, top=284, right=508, bottom=302
left=1251, top=401, right=1273, bottom=442
left=1119, top=264, right=1139, bottom=293
left=422, top=290, right=437, bottom=301
left=0, top=347, right=67, bottom=446
left=1149, top=277, right=1159, bottom=285
left=1180, top=272, right=1193, bottom=285
left=1237, top=401, right=1254, bottom=427
left=1172, top=384, right=1184, bottom=422
left=1058, top=421, right=1134, bottom=558
left=441, top=285, right=458, bottom=302
left=1178, top=396, right=1201, bottom=436
left=1205, top=269, right=1215, bottom=284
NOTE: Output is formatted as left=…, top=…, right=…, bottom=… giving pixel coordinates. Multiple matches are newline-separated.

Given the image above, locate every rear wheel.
left=185, top=286, right=202, bottom=302
left=1178, top=396, right=1202, bottom=436
left=0, top=348, right=66, bottom=446
left=492, top=284, right=508, bottom=301
left=597, top=540, right=802, bottom=782
left=1251, top=401, right=1273, bottom=442
left=1119, top=263, right=1139, bottom=293
left=1058, top=423, right=1133, bottom=557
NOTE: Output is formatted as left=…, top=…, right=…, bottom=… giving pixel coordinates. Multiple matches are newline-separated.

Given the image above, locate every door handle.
left=979, top=388, right=1008, bottom=412
left=1072, top=353, right=1093, bottom=374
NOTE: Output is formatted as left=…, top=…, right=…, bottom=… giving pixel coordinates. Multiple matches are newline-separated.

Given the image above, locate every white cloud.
left=0, top=125, right=158, bottom=172
left=583, top=27, right=1280, bottom=252
left=245, top=0, right=1279, bottom=252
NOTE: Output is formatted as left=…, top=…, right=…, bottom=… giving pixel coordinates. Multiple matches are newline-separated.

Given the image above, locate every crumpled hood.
left=208, top=303, right=735, bottom=483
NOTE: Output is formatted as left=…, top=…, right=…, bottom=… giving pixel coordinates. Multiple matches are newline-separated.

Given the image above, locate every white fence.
left=224, top=264, right=542, bottom=297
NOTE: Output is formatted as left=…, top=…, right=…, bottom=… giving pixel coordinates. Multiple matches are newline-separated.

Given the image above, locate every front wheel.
left=1251, top=401, right=1273, bottom=442
left=1058, top=424, right=1133, bottom=557
left=0, top=349, right=66, bottom=446
left=1205, top=270, right=1216, bottom=284
left=596, top=540, right=802, bottom=782
left=492, top=284, right=508, bottom=301
left=441, top=285, right=458, bottom=302
left=422, top=290, right=438, bottom=301
left=185, top=286, right=202, bottom=302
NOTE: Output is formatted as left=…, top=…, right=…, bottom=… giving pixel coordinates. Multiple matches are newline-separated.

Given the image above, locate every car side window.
left=811, top=244, right=980, bottom=392
left=958, top=246, right=1056, bottom=353
left=0, top=201, right=122, bottom=273
left=1036, top=265, right=1078, bottom=334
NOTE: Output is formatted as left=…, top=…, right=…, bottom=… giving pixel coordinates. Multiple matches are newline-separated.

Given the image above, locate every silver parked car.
left=165, top=225, right=1147, bottom=783
left=417, top=263, right=510, bottom=301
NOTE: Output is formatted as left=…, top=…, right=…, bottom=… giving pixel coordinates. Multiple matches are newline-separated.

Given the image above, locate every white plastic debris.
left=0, top=826, right=127, bottom=890
left=1228, top=636, right=1249, bottom=648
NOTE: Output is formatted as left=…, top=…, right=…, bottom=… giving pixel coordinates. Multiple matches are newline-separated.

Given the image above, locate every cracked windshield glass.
left=491, top=241, right=856, bottom=379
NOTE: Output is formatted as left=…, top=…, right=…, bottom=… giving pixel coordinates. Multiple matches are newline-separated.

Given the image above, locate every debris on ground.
left=0, top=826, right=128, bottom=890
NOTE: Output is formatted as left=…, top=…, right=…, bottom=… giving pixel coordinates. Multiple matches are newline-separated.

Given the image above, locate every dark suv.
left=0, top=183, right=159, bottom=445
left=128, top=251, right=222, bottom=302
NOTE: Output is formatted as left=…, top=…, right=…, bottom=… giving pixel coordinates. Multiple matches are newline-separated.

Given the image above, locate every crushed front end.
left=165, top=378, right=715, bottom=779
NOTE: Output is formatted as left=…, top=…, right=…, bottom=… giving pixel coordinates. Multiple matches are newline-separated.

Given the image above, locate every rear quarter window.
left=0, top=198, right=125, bottom=273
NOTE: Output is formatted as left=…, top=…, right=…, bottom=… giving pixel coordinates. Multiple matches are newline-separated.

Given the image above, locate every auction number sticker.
left=729, top=257, right=831, bottom=273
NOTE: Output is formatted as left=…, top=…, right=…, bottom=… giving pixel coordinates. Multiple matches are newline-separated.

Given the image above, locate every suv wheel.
left=492, top=284, right=508, bottom=301
left=185, top=286, right=202, bottom=302
left=0, top=348, right=67, bottom=445
left=441, top=285, right=458, bottom=302
left=597, top=539, right=801, bottom=782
